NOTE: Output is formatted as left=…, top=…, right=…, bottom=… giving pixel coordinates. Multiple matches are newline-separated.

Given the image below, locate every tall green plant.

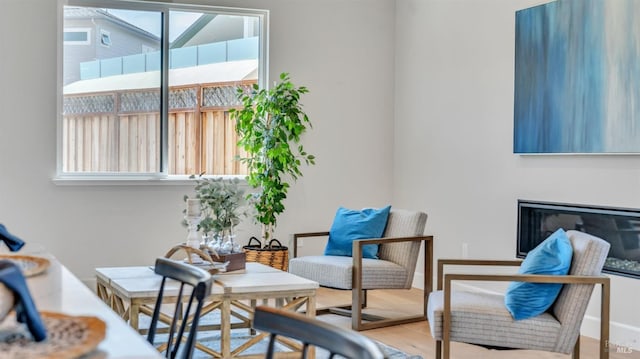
left=230, top=73, right=315, bottom=240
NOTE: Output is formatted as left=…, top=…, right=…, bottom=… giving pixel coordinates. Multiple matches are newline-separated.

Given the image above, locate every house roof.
left=63, top=59, right=258, bottom=95
left=64, top=7, right=159, bottom=41
left=170, top=14, right=217, bottom=49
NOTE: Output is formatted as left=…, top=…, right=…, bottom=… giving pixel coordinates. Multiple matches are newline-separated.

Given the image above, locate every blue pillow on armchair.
left=504, top=228, right=573, bottom=320
left=324, top=206, right=391, bottom=259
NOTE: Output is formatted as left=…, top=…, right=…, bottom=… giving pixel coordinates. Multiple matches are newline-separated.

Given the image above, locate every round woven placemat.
left=0, top=255, right=50, bottom=277
left=0, top=311, right=106, bottom=359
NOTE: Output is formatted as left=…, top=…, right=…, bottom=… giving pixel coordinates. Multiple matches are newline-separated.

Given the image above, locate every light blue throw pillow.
left=505, top=228, right=573, bottom=320
left=324, top=206, right=392, bottom=259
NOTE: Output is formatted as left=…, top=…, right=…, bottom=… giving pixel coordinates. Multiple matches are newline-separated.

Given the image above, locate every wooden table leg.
left=130, top=298, right=139, bottom=331
left=307, top=294, right=316, bottom=359
left=307, top=294, right=316, bottom=319
left=221, top=298, right=231, bottom=358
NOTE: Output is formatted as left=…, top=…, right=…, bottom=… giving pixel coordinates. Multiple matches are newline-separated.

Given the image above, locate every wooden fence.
left=62, top=81, right=253, bottom=175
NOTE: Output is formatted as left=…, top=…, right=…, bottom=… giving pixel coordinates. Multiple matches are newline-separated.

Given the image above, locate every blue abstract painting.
left=514, top=0, right=640, bottom=153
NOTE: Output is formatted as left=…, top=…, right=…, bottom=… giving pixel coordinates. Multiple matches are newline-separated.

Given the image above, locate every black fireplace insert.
left=518, top=200, right=640, bottom=279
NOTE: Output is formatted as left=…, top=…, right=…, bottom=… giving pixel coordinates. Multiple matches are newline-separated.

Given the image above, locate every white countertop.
left=20, top=252, right=162, bottom=358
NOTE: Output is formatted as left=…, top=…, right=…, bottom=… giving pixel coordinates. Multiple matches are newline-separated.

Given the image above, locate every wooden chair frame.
left=293, top=232, right=433, bottom=331
left=435, top=259, right=611, bottom=359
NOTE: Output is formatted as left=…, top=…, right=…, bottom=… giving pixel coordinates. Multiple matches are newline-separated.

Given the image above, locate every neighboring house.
left=63, top=7, right=160, bottom=85
left=64, top=8, right=257, bottom=86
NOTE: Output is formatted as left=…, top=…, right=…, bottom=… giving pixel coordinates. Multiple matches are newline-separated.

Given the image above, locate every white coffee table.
left=96, top=262, right=319, bottom=358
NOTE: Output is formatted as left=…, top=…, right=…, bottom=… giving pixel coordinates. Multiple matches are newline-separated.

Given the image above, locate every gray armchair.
left=289, top=209, right=432, bottom=330
left=427, top=230, right=611, bottom=359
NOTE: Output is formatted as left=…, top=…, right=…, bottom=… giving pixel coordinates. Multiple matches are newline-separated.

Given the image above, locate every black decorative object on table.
left=0, top=224, right=25, bottom=252
left=0, top=260, right=46, bottom=341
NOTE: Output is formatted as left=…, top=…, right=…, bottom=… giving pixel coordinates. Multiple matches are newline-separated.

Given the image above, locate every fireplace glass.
left=518, top=200, right=640, bottom=278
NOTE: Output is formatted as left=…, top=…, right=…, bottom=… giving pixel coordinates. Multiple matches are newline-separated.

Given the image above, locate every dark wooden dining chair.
left=253, top=305, right=385, bottom=359
left=147, top=257, right=213, bottom=359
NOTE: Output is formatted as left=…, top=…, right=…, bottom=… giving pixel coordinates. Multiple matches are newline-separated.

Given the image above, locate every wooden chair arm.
left=292, top=231, right=330, bottom=258
left=354, top=235, right=434, bottom=246
left=444, top=272, right=609, bottom=285
left=293, top=233, right=433, bottom=257
left=437, top=259, right=523, bottom=290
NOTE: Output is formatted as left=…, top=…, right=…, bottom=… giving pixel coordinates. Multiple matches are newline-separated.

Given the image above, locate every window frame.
left=55, top=0, right=269, bottom=185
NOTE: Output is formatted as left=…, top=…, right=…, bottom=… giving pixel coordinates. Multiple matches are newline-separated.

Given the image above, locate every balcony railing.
left=80, top=37, right=258, bottom=80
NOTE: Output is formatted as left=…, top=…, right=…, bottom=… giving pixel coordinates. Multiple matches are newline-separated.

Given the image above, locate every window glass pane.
left=64, top=31, right=88, bottom=42
left=62, top=7, right=161, bottom=173
left=167, top=11, right=257, bottom=175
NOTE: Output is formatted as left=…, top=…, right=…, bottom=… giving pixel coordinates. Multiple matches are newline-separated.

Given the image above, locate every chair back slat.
left=147, top=257, right=213, bottom=359
left=552, top=230, right=610, bottom=353
left=253, top=306, right=385, bottom=359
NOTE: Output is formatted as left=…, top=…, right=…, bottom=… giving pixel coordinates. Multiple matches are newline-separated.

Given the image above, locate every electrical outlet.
left=298, top=238, right=304, bottom=247
left=462, top=243, right=469, bottom=259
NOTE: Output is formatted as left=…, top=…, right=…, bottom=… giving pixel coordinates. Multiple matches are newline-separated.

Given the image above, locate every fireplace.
left=517, top=200, right=640, bottom=279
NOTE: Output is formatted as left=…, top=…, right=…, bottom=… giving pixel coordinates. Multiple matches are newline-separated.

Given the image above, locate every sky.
left=106, top=9, right=201, bottom=42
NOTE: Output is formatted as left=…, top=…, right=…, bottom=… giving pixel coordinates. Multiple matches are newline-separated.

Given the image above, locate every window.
left=59, top=0, right=268, bottom=180
left=64, top=28, right=91, bottom=45
left=99, top=29, right=111, bottom=46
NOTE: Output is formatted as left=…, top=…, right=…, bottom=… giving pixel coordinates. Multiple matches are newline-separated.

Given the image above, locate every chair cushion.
left=289, top=255, right=408, bottom=290
left=427, top=290, right=562, bottom=352
left=324, top=206, right=391, bottom=259
left=504, top=228, right=573, bottom=320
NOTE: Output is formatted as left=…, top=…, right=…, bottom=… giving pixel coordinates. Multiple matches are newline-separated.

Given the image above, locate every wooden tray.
left=164, top=244, right=223, bottom=274
left=0, top=255, right=50, bottom=277
left=0, top=311, right=106, bottom=359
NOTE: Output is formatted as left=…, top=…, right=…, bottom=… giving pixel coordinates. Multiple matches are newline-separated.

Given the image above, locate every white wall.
left=395, top=0, right=640, bottom=347
left=0, top=0, right=395, bottom=283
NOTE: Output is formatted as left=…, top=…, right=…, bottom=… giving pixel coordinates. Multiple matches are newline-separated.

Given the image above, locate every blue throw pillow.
left=324, top=206, right=392, bottom=259
left=505, top=228, right=573, bottom=320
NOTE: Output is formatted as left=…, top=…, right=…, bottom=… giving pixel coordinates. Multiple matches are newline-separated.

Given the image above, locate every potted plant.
left=230, top=72, right=315, bottom=242
left=184, top=175, right=248, bottom=252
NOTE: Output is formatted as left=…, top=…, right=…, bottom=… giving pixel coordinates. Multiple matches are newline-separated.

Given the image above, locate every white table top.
left=215, top=270, right=319, bottom=293
left=97, top=262, right=319, bottom=298
left=24, top=253, right=162, bottom=358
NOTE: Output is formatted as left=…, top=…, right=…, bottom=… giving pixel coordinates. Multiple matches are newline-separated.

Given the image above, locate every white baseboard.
left=582, top=315, right=639, bottom=352
left=413, top=277, right=639, bottom=350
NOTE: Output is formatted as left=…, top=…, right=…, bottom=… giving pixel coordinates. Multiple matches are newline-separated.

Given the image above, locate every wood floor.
left=314, top=287, right=639, bottom=359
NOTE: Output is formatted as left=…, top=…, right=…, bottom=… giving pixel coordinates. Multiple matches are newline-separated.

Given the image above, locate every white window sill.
left=52, top=174, right=249, bottom=186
